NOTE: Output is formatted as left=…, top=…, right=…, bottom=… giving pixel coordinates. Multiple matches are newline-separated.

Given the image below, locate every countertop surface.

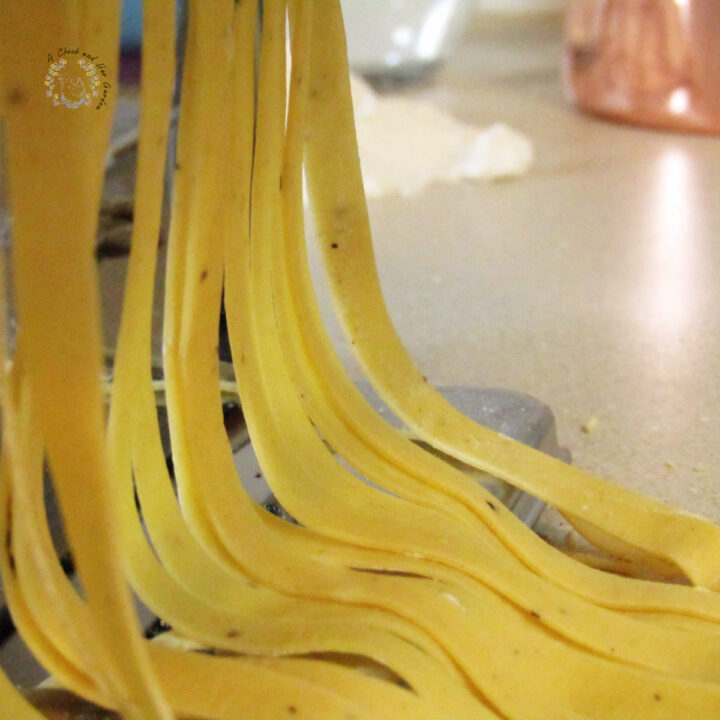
left=101, top=11, right=720, bottom=529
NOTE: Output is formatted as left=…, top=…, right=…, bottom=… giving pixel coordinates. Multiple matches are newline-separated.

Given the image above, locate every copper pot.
left=564, top=0, right=720, bottom=134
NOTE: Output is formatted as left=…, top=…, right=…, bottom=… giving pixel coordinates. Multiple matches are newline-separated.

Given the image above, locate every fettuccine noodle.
left=1, top=2, right=720, bottom=719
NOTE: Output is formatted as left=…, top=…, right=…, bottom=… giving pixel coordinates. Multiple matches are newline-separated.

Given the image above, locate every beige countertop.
left=100, top=12, right=720, bottom=530
left=304, top=12, right=720, bottom=525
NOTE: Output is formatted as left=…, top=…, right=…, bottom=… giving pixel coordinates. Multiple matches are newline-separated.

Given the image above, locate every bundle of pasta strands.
left=2, top=1, right=720, bottom=719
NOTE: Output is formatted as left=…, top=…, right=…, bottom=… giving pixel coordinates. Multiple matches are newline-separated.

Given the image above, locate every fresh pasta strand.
left=0, top=123, right=43, bottom=720
left=0, top=377, right=94, bottom=717
left=0, top=1, right=172, bottom=718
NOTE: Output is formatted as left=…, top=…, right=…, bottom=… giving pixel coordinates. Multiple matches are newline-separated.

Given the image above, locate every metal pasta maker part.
left=242, top=384, right=570, bottom=529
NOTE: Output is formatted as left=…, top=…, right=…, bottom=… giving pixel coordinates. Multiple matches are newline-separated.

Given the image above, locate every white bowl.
left=341, top=0, right=472, bottom=78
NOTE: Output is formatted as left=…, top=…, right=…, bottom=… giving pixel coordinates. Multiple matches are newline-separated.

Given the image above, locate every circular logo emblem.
left=44, top=57, right=102, bottom=109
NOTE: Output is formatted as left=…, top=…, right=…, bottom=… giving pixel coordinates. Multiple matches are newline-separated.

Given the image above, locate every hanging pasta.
left=1, top=2, right=720, bottom=719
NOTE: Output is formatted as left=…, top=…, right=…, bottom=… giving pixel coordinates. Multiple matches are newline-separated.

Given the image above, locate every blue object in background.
left=121, top=0, right=185, bottom=50
left=121, top=0, right=143, bottom=49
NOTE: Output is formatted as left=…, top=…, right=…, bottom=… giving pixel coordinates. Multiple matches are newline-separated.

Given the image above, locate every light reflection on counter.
left=637, top=147, right=699, bottom=347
